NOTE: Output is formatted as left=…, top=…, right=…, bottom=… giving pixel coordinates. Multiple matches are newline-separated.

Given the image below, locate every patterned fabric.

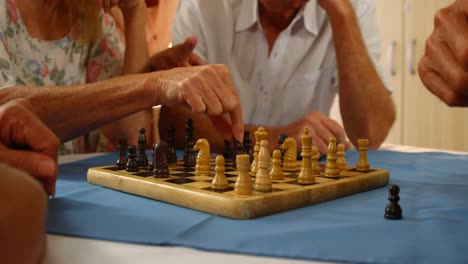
left=0, top=0, right=124, bottom=154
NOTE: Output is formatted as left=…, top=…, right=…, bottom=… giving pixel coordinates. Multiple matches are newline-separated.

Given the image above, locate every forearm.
left=121, top=2, right=150, bottom=75
left=0, top=74, right=155, bottom=142
left=159, top=106, right=225, bottom=152
left=328, top=6, right=395, bottom=148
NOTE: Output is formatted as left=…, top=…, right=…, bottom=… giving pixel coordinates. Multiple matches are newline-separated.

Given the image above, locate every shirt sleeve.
left=171, top=0, right=208, bottom=61
left=353, top=0, right=392, bottom=92
left=86, top=13, right=124, bottom=83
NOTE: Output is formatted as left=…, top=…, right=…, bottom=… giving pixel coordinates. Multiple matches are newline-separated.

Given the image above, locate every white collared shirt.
left=172, top=0, right=390, bottom=127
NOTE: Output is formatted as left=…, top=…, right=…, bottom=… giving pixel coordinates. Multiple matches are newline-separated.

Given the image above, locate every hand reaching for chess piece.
left=266, top=111, right=349, bottom=156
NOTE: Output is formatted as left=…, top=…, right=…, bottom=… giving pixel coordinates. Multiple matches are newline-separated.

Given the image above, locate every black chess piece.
left=167, top=123, right=177, bottom=163
left=126, top=145, right=139, bottom=172
left=243, top=131, right=253, bottom=163
left=223, top=140, right=233, bottom=162
left=154, top=141, right=169, bottom=178
left=385, top=184, right=403, bottom=220
left=138, top=128, right=148, bottom=167
left=277, top=133, right=287, bottom=160
left=183, top=119, right=196, bottom=167
left=232, top=139, right=244, bottom=168
left=116, top=137, right=128, bottom=170
left=148, top=143, right=156, bottom=171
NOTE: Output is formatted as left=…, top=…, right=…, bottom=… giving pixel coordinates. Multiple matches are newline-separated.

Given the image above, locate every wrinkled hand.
left=270, top=111, right=349, bottom=156
left=0, top=99, right=60, bottom=196
left=418, top=0, right=468, bottom=106
left=150, top=37, right=207, bottom=71
left=149, top=64, right=244, bottom=142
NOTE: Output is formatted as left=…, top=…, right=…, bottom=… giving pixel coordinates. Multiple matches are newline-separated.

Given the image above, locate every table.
left=44, top=144, right=468, bottom=264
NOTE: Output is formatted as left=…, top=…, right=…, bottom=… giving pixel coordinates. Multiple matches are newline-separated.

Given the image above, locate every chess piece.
left=116, top=137, right=128, bottom=170
left=324, top=137, right=339, bottom=178
left=250, top=127, right=267, bottom=176
left=336, top=143, right=347, bottom=171
left=138, top=128, right=148, bottom=167
left=153, top=141, right=169, bottom=178
left=167, top=123, right=177, bottom=164
left=356, top=139, right=370, bottom=172
left=270, top=150, right=284, bottom=180
left=235, top=154, right=252, bottom=195
left=281, top=137, right=298, bottom=172
left=223, top=140, right=233, bottom=162
left=148, top=143, right=155, bottom=171
left=193, top=139, right=211, bottom=176
left=126, top=145, right=139, bottom=172
left=277, top=133, right=287, bottom=161
left=254, top=140, right=272, bottom=191
left=385, top=184, right=402, bottom=220
left=232, top=139, right=244, bottom=168
left=310, top=145, right=321, bottom=177
left=298, top=128, right=315, bottom=184
left=243, top=131, right=253, bottom=163
left=212, top=155, right=229, bottom=190
left=183, top=119, right=196, bottom=167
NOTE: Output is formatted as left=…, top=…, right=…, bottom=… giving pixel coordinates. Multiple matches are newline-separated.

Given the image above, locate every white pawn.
left=324, top=137, right=339, bottom=178
left=255, top=140, right=272, bottom=191
left=212, top=155, right=228, bottom=190
left=235, top=154, right=252, bottom=195
left=270, top=150, right=284, bottom=180
left=336, top=143, right=347, bottom=171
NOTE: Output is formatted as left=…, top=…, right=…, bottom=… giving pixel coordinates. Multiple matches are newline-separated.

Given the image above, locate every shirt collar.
left=235, top=1, right=326, bottom=36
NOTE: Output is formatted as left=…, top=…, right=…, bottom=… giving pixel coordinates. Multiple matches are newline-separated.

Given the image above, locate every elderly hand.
left=418, top=0, right=468, bottom=106
left=147, top=64, right=244, bottom=142
left=0, top=99, right=60, bottom=196
left=270, top=111, right=349, bottom=156
left=150, top=36, right=207, bottom=71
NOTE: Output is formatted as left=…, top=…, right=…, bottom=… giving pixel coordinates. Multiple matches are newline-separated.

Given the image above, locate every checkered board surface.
left=87, top=157, right=389, bottom=219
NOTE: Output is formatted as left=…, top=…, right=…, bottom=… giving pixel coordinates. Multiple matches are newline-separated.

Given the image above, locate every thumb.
left=177, top=36, right=198, bottom=57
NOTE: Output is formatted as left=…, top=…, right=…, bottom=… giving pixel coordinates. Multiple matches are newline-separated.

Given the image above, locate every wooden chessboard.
left=87, top=157, right=389, bottom=219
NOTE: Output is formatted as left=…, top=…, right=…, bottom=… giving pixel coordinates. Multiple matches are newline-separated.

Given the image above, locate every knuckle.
left=434, top=8, right=449, bottom=29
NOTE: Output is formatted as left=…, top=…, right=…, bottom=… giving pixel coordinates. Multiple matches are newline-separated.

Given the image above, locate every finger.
left=0, top=147, right=57, bottom=196
left=310, top=130, right=327, bottom=156
left=178, top=36, right=198, bottom=58
left=209, top=115, right=234, bottom=140
left=181, top=81, right=207, bottom=112
left=189, top=53, right=207, bottom=66
left=424, top=33, right=468, bottom=92
left=0, top=100, right=60, bottom=161
left=322, top=118, right=347, bottom=145
left=434, top=6, right=468, bottom=70
left=312, top=121, right=334, bottom=148
left=419, top=59, right=468, bottom=106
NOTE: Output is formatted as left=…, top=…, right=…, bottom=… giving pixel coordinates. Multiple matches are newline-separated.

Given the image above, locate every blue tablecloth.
left=47, top=150, right=468, bottom=264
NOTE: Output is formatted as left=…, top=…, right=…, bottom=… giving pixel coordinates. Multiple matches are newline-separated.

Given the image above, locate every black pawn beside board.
left=385, top=184, right=403, bottom=220
left=154, top=141, right=169, bottom=178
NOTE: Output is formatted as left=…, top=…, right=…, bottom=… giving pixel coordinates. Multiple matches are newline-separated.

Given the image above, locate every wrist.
left=321, top=0, right=355, bottom=22
left=120, top=1, right=146, bottom=19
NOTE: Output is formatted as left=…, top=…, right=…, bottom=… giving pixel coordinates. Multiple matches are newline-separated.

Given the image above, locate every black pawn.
left=277, top=133, right=287, bottom=160
left=223, top=140, right=233, bottom=162
left=116, top=137, right=128, bottom=170
left=167, top=124, right=177, bottom=163
left=183, top=119, right=196, bottom=167
left=385, top=184, right=403, bottom=220
left=138, top=128, right=148, bottom=167
left=243, top=131, right=253, bottom=163
left=154, top=141, right=169, bottom=178
left=126, top=145, right=139, bottom=172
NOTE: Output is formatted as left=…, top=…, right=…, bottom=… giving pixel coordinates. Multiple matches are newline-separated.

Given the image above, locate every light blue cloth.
left=47, top=150, right=468, bottom=263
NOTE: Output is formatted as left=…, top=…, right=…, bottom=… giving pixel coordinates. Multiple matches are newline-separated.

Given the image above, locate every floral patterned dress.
left=0, top=0, right=124, bottom=154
